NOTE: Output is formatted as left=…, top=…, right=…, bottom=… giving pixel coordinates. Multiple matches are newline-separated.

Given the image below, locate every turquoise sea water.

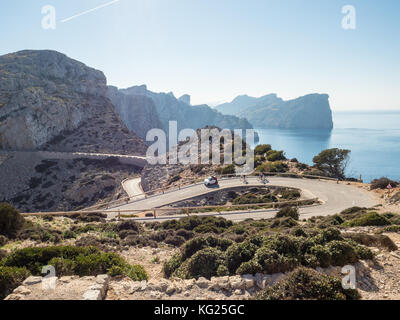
left=254, top=111, right=400, bottom=183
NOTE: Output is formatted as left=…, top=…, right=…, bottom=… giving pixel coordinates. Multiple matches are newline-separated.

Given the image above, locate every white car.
left=204, top=176, right=218, bottom=186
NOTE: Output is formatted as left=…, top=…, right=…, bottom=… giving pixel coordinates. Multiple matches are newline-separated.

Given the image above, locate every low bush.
left=280, top=189, right=301, bottom=200
left=163, top=253, right=183, bottom=278
left=161, top=216, right=233, bottom=234
left=0, top=246, right=147, bottom=281
left=0, top=203, right=25, bottom=238
left=18, top=223, right=62, bottom=244
left=325, top=241, right=358, bottom=266
left=163, top=222, right=373, bottom=279
left=266, top=150, right=286, bottom=162
left=370, top=177, right=398, bottom=190
left=226, top=241, right=258, bottom=273
left=184, top=248, right=225, bottom=279
left=383, top=225, right=400, bottom=233
left=275, top=207, right=300, bottom=220
left=0, top=266, right=31, bottom=299
left=255, top=267, right=360, bottom=300
left=342, top=212, right=391, bottom=227
left=253, top=247, right=298, bottom=274
left=216, top=164, right=235, bottom=175
left=254, top=144, right=272, bottom=156
left=233, top=192, right=276, bottom=205
left=256, top=161, right=288, bottom=173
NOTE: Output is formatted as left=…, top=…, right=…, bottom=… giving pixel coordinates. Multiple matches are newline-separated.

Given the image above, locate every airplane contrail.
left=60, top=0, right=120, bottom=23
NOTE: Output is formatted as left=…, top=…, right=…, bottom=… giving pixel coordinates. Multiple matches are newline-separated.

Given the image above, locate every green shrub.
left=236, top=260, right=263, bottom=275
left=266, top=150, right=286, bottom=162
left=326, top=241, right=358, bottom=266
left=383, top=225, right=400, bottom=233
left=254, top=247, right=298, bottom=274
left=163, top=253, right=183, bottom=278
left=162, top=216, right=233, bottom=233
left=370, top=177, right=398, bottom=190
left=181, top=238, right=208, bottom=260
left=233, top=193, right=276, bottom=205
left=48, top=257, right=75, bottom=276
left=184, top=248, right=225, bottom=279
left=0, top=246, right=147, bottom=280
left=309, top=245, right=331, bottom=268
left=216, top=265, right=229, bottom=277
left=225, top=241, right=258, bottom=273
left=255, top=267, right=360, bottom=300
left=342, top=212, right=391, bottom=227
left=124, top=264, right=148, bottom=281
left=255, top=144, right=272, bottom=156
left=341, top=207, right=367, bottom=215
left=0, top=266, right=31, bottom=299
left=256, top=161, right=288, bottom=173
left=280, top=189, right=301, bottom=200
left=312, top=227, right=343, bottom=244
left=0, top=203, right=25, bottom=238
left=18, top=223, right=62, bottom=243
left=275, top=207, right=299, bottom=220
left=264, top=234, right=300, bottom=257
left=353, top=244, right=375, bottom=260
left=218, top=164, right=236, bottom=175
left=107, top=265, right=125, bottom=277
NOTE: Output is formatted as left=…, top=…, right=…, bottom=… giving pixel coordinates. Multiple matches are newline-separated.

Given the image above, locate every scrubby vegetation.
left=255, top=267, right=360, bottom=300
left=0, top=246, right=147, bottom=280
left=162, top=216, right=373, bottom=280
left=254, top=144, right=272, bottom=156
left=370, top=177, right=398, bottom=190
left=0, top=203, right=25, bottom=238
left=256, top=161, right=288, bottom=173
left=0, top=266, right=30, bottom=299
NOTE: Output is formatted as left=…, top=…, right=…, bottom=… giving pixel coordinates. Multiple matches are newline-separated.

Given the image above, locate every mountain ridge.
left=215, top=93, right=333, bottom=129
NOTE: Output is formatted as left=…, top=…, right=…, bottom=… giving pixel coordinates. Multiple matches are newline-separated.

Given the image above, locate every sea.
left=253, top=111, right=400, bottom=183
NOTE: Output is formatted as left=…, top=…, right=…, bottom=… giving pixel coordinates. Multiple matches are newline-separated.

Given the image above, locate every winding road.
left=113, top=176, right=378, bottom=222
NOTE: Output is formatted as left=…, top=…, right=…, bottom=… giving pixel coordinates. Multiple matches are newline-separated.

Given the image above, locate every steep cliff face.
left=120, top=85, right=254, bottom=133
left=107, top=86, right=162, bottom=140
left=0, top=50, right=147, bottom=155
left=215, top=93, right=333, bottom=129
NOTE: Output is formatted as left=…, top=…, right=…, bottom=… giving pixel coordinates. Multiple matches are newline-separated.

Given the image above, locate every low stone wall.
left=5, top=275, right=110, bottom=301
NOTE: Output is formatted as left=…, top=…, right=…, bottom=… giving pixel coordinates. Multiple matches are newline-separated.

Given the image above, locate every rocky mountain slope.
left=117, top=85, right=254, bottom=134
left=0, top=152, right=141, bottom=212
left=215, top=93, right=334, bottom=129
left=0, top=50, right=147, bottom=155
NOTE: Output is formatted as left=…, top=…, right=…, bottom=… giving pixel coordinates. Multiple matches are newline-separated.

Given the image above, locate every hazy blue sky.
left=1, top=0, right=399, bottom=110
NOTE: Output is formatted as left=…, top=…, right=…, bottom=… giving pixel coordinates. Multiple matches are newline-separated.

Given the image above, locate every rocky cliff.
left=0, top=50, right=147, bottom=155
left=216, top=93, right=333, bottom=129
left=107, top=86, right=162, bottom=140
left=119, top=85, right=254, bottom=134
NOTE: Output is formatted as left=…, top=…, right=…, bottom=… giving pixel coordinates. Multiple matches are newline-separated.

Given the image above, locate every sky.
left=0, top=0, right=399, bottom=110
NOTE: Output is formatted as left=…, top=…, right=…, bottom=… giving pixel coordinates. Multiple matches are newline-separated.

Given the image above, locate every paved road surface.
left=122, top=178, right=145, bottom=199
left=109, top=176, right=378, bottom=222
